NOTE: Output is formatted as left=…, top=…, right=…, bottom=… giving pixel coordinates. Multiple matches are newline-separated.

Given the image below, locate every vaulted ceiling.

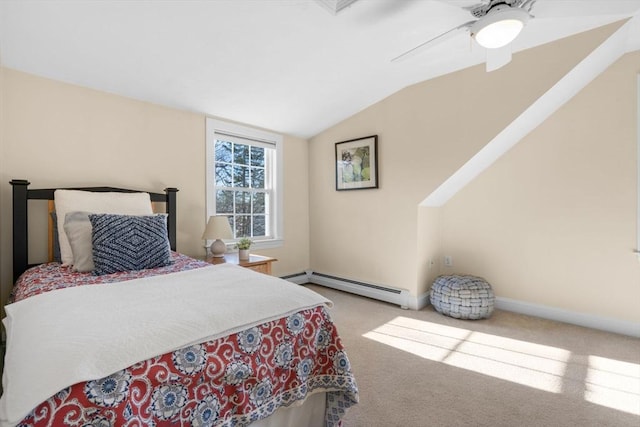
left=1, top=0, right=639, bottom=138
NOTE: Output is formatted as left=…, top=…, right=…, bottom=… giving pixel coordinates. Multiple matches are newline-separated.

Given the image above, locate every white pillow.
left=54, top=190, right=153, bottom=265
left=63, top=211, right=94, bottom=272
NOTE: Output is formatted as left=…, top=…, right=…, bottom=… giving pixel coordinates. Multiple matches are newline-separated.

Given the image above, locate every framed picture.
left=335, top=135, right=378, bottom=191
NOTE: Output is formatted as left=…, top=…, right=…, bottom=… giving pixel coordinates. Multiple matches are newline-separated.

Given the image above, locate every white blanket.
left=0, top=264, right=331, bottom=427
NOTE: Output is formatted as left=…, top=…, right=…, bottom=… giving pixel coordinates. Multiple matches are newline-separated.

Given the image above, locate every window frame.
left=205, top=118, right=284, bottom=250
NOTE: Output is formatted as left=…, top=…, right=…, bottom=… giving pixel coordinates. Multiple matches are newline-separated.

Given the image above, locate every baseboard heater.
left=280, top=272, right=308, bottom=284
left=307, top=272, right=410, bottom=309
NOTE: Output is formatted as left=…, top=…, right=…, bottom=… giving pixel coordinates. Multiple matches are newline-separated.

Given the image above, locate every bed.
left=1, top=179, right=358, bottom=427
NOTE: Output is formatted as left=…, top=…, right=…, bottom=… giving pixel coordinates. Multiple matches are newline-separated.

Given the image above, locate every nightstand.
left=205, top=253, right=277, bottom=275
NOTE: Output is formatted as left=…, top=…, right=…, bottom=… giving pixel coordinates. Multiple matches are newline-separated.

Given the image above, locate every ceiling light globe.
left=475, top=19, right=524, bottom=49
left=471, top=5, right=529, bottom=49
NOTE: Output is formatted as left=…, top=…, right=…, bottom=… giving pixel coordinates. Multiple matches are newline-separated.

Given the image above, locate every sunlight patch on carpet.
left=363, top=316, right=640, bottom=415
left=362, top=316, right=570, bottom=393
left=584, top=355, right=640, bottom=415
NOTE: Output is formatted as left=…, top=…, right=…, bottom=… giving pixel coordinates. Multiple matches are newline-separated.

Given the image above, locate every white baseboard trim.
left=496, top=296, right=640, bottom=338
left=416, top=292, right=431, bottom=310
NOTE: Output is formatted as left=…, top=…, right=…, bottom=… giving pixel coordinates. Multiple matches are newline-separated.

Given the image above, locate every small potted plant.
left=235, top=237, right=252, bottom=261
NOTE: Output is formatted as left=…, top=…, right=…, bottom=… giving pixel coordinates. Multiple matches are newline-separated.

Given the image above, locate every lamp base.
left=210, top=239, right=227, bottom=258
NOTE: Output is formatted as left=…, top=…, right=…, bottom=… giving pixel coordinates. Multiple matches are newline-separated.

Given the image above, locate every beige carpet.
left=306, top=284, right=640, bottom=427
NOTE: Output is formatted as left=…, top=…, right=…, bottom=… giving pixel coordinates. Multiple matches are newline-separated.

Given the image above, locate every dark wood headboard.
left=10, top=179, right=179, bottom=282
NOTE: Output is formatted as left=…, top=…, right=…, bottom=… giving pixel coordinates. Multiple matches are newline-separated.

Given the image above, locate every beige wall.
left=272, top=131, right=310, bottom=274
left=0, top=68, right=310, bottom=308
left=309, top=23, right=639, bottom=322
left=441, top=52, right=640, bottom=323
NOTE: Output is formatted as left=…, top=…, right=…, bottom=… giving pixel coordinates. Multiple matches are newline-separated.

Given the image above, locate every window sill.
left=226, top=238, right=284, bottom=251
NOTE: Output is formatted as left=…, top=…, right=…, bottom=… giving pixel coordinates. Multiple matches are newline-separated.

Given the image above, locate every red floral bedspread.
left=10, top=252, right=208, bottom=303
left=9, top=255, right=358, bottom=426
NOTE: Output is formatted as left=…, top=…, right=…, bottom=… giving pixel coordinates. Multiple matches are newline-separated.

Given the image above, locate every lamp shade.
left=202, top=216, right=233, bottom=240
left=202, top=216, right=233, bottom=258
left=471, top=5, right=529, bottom=49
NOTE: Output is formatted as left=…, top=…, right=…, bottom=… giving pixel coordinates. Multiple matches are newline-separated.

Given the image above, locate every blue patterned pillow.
left=89, top=214, right=172, bottom=276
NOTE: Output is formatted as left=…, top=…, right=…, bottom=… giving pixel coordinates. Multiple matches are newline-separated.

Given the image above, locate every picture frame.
left=335, top=135, right=378, bottom=191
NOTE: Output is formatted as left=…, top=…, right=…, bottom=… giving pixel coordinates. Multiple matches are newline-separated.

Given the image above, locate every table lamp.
left=202, top=216, right=233, bottom=257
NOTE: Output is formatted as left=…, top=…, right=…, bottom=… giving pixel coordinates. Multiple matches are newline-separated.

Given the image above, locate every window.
left=206, top=118, right=283, bottom=248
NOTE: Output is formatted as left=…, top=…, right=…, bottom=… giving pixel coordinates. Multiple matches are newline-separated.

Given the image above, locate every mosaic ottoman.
left=430, top=275, right=495, bottom=320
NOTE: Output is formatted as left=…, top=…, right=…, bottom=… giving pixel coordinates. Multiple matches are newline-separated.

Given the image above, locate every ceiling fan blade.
left=532, top=1, right=640, bottom=19
left=391, top=20, right=476, bottom=63
left=485, top=45, right=512, bottom=72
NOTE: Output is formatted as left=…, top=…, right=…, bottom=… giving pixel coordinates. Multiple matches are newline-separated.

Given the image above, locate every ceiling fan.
left=392, top=0, right=537, bottom=71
